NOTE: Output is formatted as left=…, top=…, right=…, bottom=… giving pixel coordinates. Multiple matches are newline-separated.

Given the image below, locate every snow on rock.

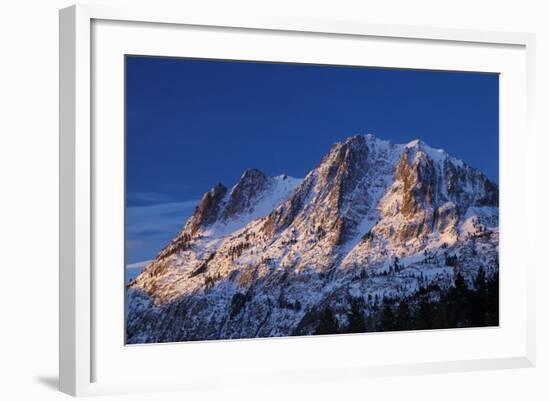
left=126, top=134, right=499, bottom=343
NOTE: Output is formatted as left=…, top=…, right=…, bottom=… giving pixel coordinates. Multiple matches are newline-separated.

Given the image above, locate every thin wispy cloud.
left=126, top=200, right=199, bottom=263
left=127, top=191, right=173, bottom=204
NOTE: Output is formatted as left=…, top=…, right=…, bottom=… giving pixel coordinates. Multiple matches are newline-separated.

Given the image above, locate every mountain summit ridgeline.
left=127, top=134, right=499, bottom=343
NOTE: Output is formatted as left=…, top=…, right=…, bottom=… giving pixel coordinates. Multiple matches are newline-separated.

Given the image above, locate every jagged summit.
left=222, top=168, right=270, bottom=220
left=186, top=182, right=227, bottom=233
left=127, top=133, right=499, bottom=343
left=326, top=134, right=464, bottom=174
left=240, top=167, right=265, bottom=178
left=405, top=138, right=422, bottom=147
left=155, top=166, right=302, bottom=261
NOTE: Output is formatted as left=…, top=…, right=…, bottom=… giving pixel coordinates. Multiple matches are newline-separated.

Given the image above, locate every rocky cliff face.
left=126, top=134, right=499, bottom=343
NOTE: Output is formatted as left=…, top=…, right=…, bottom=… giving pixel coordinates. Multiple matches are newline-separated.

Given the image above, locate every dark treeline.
left=314, top=268, right=498, bottom=335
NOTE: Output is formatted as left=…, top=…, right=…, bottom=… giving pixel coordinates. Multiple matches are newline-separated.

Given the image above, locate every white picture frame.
left=59, top=4, right=536, bottom=397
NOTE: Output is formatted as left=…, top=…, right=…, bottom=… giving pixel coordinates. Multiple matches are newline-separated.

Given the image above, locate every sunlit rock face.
left=126, top=134, right=499, bottom=344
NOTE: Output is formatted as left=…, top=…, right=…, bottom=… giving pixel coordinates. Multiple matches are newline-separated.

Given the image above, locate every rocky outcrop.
left=155, top=182, right=227, bottom=260
left=222, top=169, right=269, bottom=220
left=187, top=183, right=227, bottom=232
left=127, top=134, right=499, bottom=344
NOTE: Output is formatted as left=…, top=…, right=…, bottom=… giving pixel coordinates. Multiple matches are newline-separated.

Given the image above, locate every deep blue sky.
left=125, top=56, right=498, bottom=263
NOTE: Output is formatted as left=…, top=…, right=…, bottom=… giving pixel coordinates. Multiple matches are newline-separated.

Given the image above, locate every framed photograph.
left=59, top=4, right=536, bottom=396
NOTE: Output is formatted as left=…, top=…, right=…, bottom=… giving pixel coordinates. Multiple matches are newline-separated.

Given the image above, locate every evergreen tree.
left=454, top=272, right=468, bottom=292
left=473, top=267, right=486, bottom=292
left=486, top=270, right=499, bottom=325
left=448, top=272, right=469, bottom=326
left=396, top=298, right=412, bottom=329
left=416, top=295, right=433, bottom=329
left=379, top=297, right=397, bottom=331
left=346, top=299, right=366, bottom=333
left=373, top=294, right=379, bottom=309
left=315, top=308, right=339, bottom=335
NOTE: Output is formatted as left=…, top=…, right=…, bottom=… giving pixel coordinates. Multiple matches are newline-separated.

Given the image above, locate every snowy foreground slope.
left=127, top=134, right=499, bottom=343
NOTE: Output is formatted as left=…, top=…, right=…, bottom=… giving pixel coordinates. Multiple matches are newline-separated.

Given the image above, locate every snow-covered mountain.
left=126, top=134, right=499, bottom=343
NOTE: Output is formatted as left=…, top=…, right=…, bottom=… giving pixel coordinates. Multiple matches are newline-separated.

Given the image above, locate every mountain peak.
left=222, top=168, right=270, bottom=220
left=344, top=134, right=367, bottom=144
left=405, top=138, right=422, bottom=147
left=210, top=182, right=227, bottom=194
left=401, top=138, right=448, bottom=165
left=128, top=132, right=499, bottom=343
left=188, top=182, right=227, bottom=232
left=239, top=168, right=267, bottom=181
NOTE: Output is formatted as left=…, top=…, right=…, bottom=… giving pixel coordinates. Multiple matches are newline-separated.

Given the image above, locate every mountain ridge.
left=126, top=134, right=499, bottom=343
